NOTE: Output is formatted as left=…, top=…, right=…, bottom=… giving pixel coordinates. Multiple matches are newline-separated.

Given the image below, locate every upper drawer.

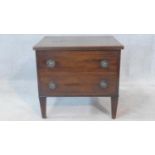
left=36, top=51, right=120, bottom=73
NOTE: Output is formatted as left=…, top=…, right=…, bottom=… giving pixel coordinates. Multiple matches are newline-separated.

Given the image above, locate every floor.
left=0, top=80, right=155, bottom=121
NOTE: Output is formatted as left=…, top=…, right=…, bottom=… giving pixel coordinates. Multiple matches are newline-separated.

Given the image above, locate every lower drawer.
left=38, top=72, right=118, bottom=96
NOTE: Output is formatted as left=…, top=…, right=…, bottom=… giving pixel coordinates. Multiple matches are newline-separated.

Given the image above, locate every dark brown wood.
left=39, top=72, right=117, bottom=96
left=111, top=96, right=119, bottom=119
left=39, top=97, right=47, bottom=118
left=33, top=36, right=124, bottom=51
left=34, top=35, right=124, bottom=119
left=37, top=50, right=119, bottom=73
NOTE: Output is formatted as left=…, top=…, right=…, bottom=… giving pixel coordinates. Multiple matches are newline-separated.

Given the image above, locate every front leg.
left=111, top=96, right=118, bottom=119
left=39, top=97, right=47, bottom=118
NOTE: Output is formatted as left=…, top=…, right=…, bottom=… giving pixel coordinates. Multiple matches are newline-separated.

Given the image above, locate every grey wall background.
left=116, top=34, right=155, bottom=83
left=0, top=34, right=155, bottom=84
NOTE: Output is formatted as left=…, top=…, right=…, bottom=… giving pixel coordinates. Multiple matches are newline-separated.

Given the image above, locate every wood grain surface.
left=34, top=36, right=124, bottom=51
left=37, top=50, right=120, bottom=73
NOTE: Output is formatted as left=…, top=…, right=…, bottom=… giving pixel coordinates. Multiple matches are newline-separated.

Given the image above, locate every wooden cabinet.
left=34, top=36, right=124, bottom=119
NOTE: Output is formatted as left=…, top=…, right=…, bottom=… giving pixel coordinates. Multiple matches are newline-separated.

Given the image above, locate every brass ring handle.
left=46, top=59, right=56, bottom=68
left=100, top=60, right=109, bottom=68
left=100, top=80, right=108, bottom=89
left=48, top=82, right=56, bottom=90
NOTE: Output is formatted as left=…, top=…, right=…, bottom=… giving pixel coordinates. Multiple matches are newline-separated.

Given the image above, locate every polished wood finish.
left=39, top=72, right=117, bottom=96
left=37, top=51, right=119, bottom=73
left=34, top=35, right=124, bottom=119
left=34, top=36, right=124, bottom=51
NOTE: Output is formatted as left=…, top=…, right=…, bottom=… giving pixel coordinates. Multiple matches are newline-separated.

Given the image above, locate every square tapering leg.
left=111, top=96, right=118, bottom=119
left=39, top=97, right=47, bottom=118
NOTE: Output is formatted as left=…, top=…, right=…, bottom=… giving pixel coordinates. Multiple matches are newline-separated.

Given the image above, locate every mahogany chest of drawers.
left=33, top=36, right=124, bottom=119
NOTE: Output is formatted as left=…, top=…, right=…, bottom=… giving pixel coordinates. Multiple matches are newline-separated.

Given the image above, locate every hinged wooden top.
left=33, top=35, right=124, bottom=51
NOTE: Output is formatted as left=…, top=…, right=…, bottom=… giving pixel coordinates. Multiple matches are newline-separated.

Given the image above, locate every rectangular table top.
left=34, top=35, right=124, bottom=51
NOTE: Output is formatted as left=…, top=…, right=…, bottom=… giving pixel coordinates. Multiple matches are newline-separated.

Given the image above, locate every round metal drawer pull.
left=48, top=82, right=56, bottom=90
left=46, top=59, right=55, bottom=68
left=100, top=60, right=109, bottom=68
left=100, top=80, right=108, bottom=89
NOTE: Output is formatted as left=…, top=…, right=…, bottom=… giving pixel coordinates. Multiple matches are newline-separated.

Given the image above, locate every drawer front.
left=38, top=72, right=118, bottom=96
left=37, top=51, right=120, bottom=73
